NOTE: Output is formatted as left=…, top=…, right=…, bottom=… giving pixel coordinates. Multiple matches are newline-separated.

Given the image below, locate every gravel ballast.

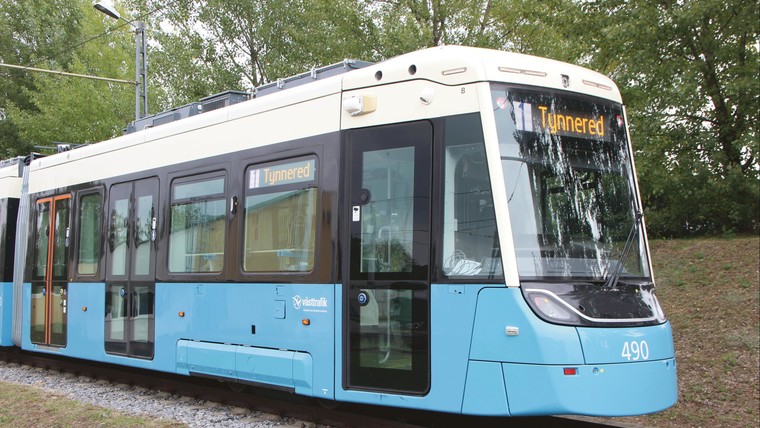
left=0, top=359, right=313, bottom=428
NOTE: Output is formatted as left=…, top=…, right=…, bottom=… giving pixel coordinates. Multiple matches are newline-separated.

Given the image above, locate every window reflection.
left=77, top=193, right=101, bottom=275
left=492, top=86, right=649, bottom=279
left=359, top=147, right=414, bottom=274
left=243, top=157, right=318, bottom=273
left=441, top=114, right=502, bottom=278
left=244, top=188, right=317, bottom=272
left=358, top=289, right=413, bottom=371
left=169, top=175, right=226, bottom=273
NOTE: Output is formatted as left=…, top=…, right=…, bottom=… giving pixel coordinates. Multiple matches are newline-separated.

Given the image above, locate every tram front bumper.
left=502, top=358, right=677, bottom=416
left=462, top=357, right=677, bottom=417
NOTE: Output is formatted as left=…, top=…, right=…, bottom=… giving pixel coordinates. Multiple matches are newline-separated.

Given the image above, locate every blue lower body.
left=0, top=282, right=12, bottom=346
left=20, top=282, right=336, bottom=398
left=17, top=282, right=677, bottom=416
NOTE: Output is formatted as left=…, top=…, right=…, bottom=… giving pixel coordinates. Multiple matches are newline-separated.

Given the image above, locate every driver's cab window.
left=441, top=114, right=502, bottom=278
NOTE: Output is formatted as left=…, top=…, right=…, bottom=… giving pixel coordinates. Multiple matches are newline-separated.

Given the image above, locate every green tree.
left=0, top=0, right=134, bottom=153
left=143, top=0, right=377, bottom=109
left=486, top=0, right=588, bottom=62
left=584, top=0, right=759, bottom=236
left=0, top=0, right=84, bottom=155
left=368, top=0, right=493, bottom=55
left=3, top=0, right=755, bottom=238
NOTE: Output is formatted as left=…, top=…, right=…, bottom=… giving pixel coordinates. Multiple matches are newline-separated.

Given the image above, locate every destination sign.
left=249, top=158, right=316, bottom=189
left=512, top=101, right=610, bottom=142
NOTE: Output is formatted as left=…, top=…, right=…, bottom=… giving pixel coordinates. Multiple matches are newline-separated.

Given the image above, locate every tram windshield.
left=491, top=85, right=650, bottom=281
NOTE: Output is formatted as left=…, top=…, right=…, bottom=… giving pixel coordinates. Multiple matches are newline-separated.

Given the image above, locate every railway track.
left=0, top=347, right=637, bottom=428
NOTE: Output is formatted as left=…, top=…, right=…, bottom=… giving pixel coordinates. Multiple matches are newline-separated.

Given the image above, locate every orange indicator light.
left=178, top=311, right=185, bottom=318
left=302, top=319, right=311, bottom=326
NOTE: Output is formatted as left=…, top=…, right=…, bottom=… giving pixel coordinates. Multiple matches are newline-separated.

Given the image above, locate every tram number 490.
left=621, top=340, right=650, bottom=361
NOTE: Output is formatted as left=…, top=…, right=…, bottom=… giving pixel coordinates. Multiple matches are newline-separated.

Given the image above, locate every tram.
left=0, top=46, right=677, bottom=416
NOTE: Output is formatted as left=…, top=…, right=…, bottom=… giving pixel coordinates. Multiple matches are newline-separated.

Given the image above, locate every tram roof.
left=343, top=45, right=621, bottom=103
left=27, top=46, right=621, bottom=175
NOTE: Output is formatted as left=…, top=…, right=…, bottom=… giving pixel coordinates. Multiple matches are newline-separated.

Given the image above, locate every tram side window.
left=77, top=192, right=102, bottom=275
left=441, top=114, right=502, bottom=278
left=243, top=157, right=317, bottom=272
left=168, top=174, right=226, bottom=273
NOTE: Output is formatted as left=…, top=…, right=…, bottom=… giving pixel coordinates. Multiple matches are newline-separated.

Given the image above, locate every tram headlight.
left=526, top=292, right=580, bottom=324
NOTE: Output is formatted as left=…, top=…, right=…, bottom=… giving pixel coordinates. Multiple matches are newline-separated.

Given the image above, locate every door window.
left=105, top=178, right=157, bottom=359
left=357, top=147, right=415, bottom=274
left=31, top=195, right=70, bottom=347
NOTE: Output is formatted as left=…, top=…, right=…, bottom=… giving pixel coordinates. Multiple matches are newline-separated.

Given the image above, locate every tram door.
left=344, top=121, right=432, bottom=394
left=31, top=194, right=70, bottom=347
left=105, top=178, right=158, bottom=359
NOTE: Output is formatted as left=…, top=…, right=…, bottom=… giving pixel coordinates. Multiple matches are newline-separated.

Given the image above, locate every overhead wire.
left=27, top=0, right=185, bottom=68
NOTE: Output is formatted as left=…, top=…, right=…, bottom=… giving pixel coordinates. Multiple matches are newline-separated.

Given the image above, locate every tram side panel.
left=16, top=95, right=343, bottom=400
left=0, top=279, right=11, bottom=346
left=17, top=184, right=339, bottom=398
left=169, top=282, right=335, bottom=397
left=19, top=279, right=337, bottom=400
left=0, top=197, right=19, bottom=346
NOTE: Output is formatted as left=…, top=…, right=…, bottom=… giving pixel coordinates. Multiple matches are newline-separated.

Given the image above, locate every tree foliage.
left=0, top=0, right=83, bottom=155
left=583, top=0, right=759, bottom=235
left=143, top=0, right=378, bottom=110
left=0, top=0, right=756, bottom=236
left=0, top=0, right=133, bottom=152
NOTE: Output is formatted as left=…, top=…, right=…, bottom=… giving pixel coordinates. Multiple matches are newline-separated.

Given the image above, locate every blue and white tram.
left=0, top=46, right=677, bottom=416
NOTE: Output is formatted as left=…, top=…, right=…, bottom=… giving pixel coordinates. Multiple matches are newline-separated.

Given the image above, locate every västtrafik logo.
left=292, top=295, right=328, bottom=312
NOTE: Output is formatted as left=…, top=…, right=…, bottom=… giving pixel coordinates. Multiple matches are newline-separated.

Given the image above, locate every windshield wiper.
left=604, top=210, right=643, bottom=288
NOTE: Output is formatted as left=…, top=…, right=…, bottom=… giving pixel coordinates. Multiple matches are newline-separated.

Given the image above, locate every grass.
left=0, top=382, right=185, bottom=428
left=613, top=235, right=760, bottom=428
